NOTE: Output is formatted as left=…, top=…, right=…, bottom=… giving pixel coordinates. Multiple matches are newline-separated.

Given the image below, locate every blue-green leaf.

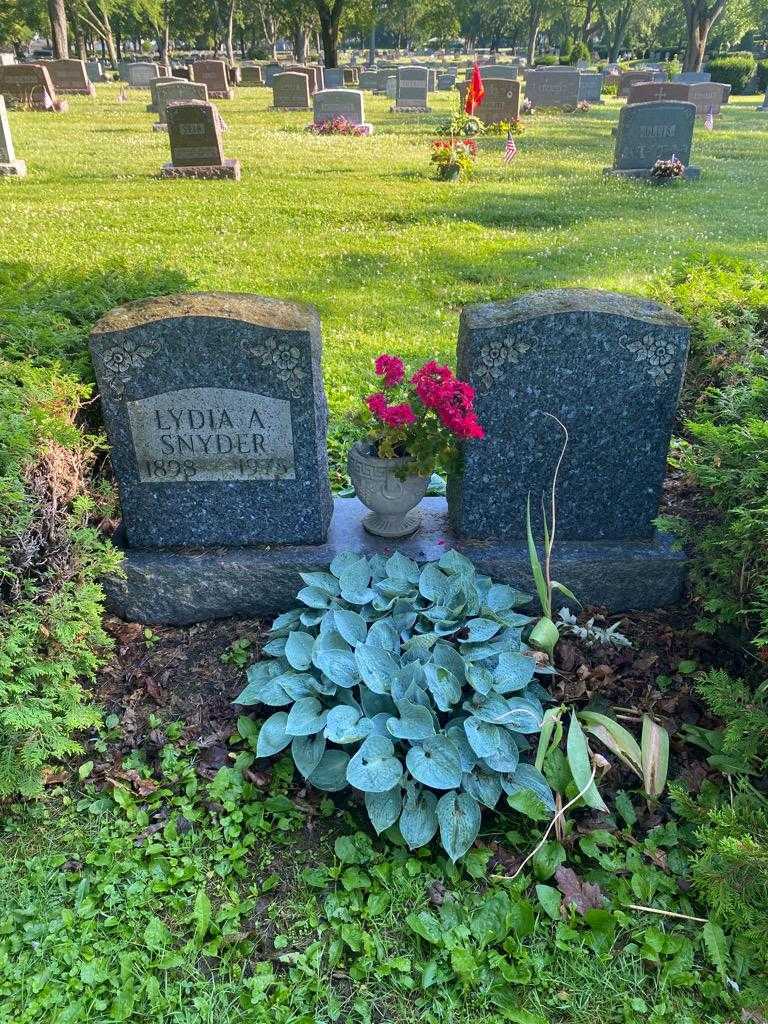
left=269, top=608, right=303, bottom=634
left=386, top=700, right=436, bottom=741
left=433, top=642, right=466, bottom=681
left=423, top=663, right=461, bottom=712
left=292, top=733, right=326, bottom=777
left=235, top=662, right=287, bottom=706
left=365, top=787, right=402, bottom=835
left=502, top=762, right=555, bottom=813
left=358, top=686, right=397, bottom=719
left=464, top=618, right=502, bottom=643
left=330, top=552, right=364, bottom=578
left=285, top=697, right=328, bottom=736
left=464, top=716, right=502, bottom=758
left=485, top=584, right=523, bottom=613
left=324, top=705, right=372, bottom=744
left=482, top=728, right=520, bottom=773
left=355, top=644, right=399, bottom=694
left=308, top=750, right=350, bottom=791
left=465, top=662, right=495, bottom=695
left=285, top=631, right=315, bottom=671
left=334, top=608, right=368, bottom=647
left=438, top=549, right=476, bottom=576
left=399, top=786, right=439, bottom=849
left=418, top=562, right=450, bottom=602
left=346, top=735, right=403, bottom=793
left=386, top=551, right=420, bottom=582
left=314, top=648, right=359, bottom=688
left=406, top=735, right=462, bottom=789
left=297, top=586, right=331, bottom=610
left=494, top=652, right=536, bottom=694
left=462, top=767, right=503, bottom=810
left=300, top=571, right=340, bottom=597
left=437, top=791, right=481, bottom=862
left=256, top=712, right=292, bottom=757
left=367, top=618, right=400, bottom=652
left=275, top=672, right=317, bottom=700
left=446, top=725, right=478, bottom=772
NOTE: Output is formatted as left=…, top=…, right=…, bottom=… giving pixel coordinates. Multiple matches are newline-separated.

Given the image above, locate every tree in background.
left=681, top=0, right=727, bottom=69
left=48, top=0, right=69, bottom=55
left=313, top=0, right=344, bottom=64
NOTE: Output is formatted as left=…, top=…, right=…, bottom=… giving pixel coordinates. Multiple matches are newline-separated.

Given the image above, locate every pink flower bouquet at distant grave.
left=650, top=154, right=685, bottom=182
left=307, top=114, right=371, bottom=136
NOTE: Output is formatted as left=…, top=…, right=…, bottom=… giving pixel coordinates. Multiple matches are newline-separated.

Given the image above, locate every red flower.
left=366, top=393, right=389, bottom=418
left=412, top=360, right=455, bottom=409
left=374, top=354, right=405, bottom=388
left=366, top=392, right=415, bottom=428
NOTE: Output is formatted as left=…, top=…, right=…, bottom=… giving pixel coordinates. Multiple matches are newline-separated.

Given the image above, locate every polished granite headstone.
left=47, top=58, right=95, bottom=95
left=90, top=292, right=333, bottom=551
left=606, top=100, right=699, bottom=179
left=447, top=288, right=690, bottom=605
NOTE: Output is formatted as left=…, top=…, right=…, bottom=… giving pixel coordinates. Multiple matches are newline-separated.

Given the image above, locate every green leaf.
left=502, top=763, right=555, bottom=813
left=702, top=921, right=728, bottom=978
left=406, top=734, right=462, bottom=789
left=292, top=733, right=326, bottom=777
left=437, top=791, right=481, bottom=862
left=494, top=652, right=536, bottom=694
left=528, top=616, right=560, bottom=657
left=284, top=631, right=315, bottom=671
left=535, top=705, right=563, bottom=771
left=256, top=712, right=292, bottom=757
left=286, top=697, right=328, bottom=737
left=355, top=644, right=399, bottom=694
left=399, top=786, right=439, bottom=849
left=192, top=889, right=211, bottom=948
left=566, top=713, right=608, bottom=812
left=334, top=608, right=368, bottom=647
left=307, top=750, right=350, bottom=791
left=526, top=495, right=550, bottom=615
left=470, top=889, right=510, bottom=947
left=324, top=705, right=372, bottom=744
left=641, top=715, right=670, bottom=798
left=386, top=700, right=436, bottom=741
left=334, top=833, right=374, bottom=864
left=464, top=618, right=502, bottom=642
left=580, top=710, right=642, bottom=776
left=297, top=586, right=331, bottom=610
left=418, top=562, right=450, bottom=602
left=532, top=840, right=566, bottom=880
left=406, top=909, right=442, bottom=944
left=365, top=787, right=402, bottom=834
left=535, top=884, right=562, bottom=920
left=346, top=735, right=403, bottom=793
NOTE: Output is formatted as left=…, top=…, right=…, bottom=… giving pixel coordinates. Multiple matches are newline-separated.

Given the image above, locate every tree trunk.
left=682, top=0, right=726, bottom=71
left=225, top=0, right=236, bottom=64
left=368, top=24, right=375, bottom=65
left=293, top=27, right=308, bottom=64
left=48, top=0, right=69, bottom=58
left=527, top=3, right=543, bottom=64
left=315, top=0, right=343, bottom=67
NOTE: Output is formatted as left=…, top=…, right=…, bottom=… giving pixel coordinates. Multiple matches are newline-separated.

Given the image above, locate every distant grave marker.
left=161, top=100, right=240, bottom=180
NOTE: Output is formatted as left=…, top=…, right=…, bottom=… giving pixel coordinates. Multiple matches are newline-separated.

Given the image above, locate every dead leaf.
left=555, top=866, right=605, bottom=915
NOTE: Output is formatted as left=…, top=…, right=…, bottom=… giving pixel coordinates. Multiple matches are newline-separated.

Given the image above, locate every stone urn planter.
left=348, top=442, right=430, bottom=538
left=438, top=163, right=461, bottom=181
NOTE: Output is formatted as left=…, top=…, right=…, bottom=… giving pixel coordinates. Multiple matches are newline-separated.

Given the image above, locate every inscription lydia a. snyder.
left=127, top=387, right=296, bottom=482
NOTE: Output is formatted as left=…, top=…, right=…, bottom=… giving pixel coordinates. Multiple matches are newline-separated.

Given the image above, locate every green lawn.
left=3, top=86, right=768, bottom=416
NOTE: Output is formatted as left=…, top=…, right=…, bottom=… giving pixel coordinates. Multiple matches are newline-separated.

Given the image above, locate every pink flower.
left=381, top=402, right=416, bottom=428
left=374, top=354, right=405, bottom=388
left=366, top=393, right=389, bottom=418
left=412, top=360, right=455, bottom=408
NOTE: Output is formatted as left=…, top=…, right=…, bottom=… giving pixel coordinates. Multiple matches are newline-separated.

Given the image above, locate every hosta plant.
left=236, top=550, right=555, bottom=862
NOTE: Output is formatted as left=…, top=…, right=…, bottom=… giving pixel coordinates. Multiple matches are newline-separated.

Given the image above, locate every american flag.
left=504, top=134, right=517, bottom=163
left=704, top=105, right=714, bottom=130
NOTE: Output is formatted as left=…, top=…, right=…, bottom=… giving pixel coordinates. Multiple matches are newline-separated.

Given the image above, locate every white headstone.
left=0, top=96, right=26, bottom=177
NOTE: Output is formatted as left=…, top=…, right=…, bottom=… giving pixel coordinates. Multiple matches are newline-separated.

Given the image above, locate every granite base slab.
left=0, top=160, right=27, bottom=176
left=160, top=158, right=241, bottom=180
left=104, top=497, right=688, bottom=626
left=603, top=166, right=701, bottom=180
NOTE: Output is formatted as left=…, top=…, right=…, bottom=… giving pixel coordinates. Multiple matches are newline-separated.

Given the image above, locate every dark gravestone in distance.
left=0, top=63, right=68, bottom=111
left=272, top=71, right=311, bottom=109
left=147, top=74, right=184, bottom=113
left=47, top=58, right=95, bottom=95
left=449, top=287, right=690, bottom=549
left=524, top=69, right=580, bottom=108
left=90, top=292, right=333, bottom=551
left=605, top=101, right=699, bottom=179
left=627, top=82, right=691, bottom=105
left=191, top=59, right=234, bottom=99
left=161, top=100, right=240, bottom=179
left=394, top=65, right=430, bottom=111
left=153, top=80, right=208, bottom=131
left=577, top=72, right=603, bottom=103
left=240, top=64, right=264, bottom=86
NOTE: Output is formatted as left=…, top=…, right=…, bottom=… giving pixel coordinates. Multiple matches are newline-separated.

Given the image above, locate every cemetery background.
left=1, top=75, right=768, bottom=1024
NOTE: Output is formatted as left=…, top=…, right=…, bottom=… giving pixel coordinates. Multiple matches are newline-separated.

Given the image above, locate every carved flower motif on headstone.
left=476, top=337, right=529, bottom=391
left=622, top=332, right=677, bottom=383
left=251, top=334, right=306, bottom=393
left=100, top=339, right=156, bottom=397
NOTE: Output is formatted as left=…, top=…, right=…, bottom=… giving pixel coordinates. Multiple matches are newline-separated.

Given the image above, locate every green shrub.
left=756, top=59, right=768, bottom=91
left=236, top=550, right=553, bottom=862
left=568, top=42, right=590, bottom=65
left=707, top=53, right=756, bottom=93
left=535, top=54, right=558, bottom=66
left=0, top=360, right=120, bottom=796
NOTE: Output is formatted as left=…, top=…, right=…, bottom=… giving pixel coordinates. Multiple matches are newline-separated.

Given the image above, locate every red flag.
left=464, top=62, right=485, bottom=115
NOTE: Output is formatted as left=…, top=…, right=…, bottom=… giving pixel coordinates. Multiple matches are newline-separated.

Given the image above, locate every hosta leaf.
left=494, top=652, right=536, bottom=694
left=292, top=733, right=326, bottom=778
left=308, top=749, right=350, bottom=791
left=418, top=562, right=450, bottom=602
left=482, top=727, right=520, bottom=773
left=406, top=735, right=462, bottom=790
left=365, top=787, right=402, bottom=835
left=386, top=700, right=436, bottom=741
left=423, top=664, right=461, bottom=712
left=274, top=672, right=317, bottom=701
left=334, top=609, right=368, bottom=647
left=355, top=644, right=399, bottom=694
left=392, top=600, right=418, bottom=632
left=505, top=765, right=552, bottom=811
left=285, top=631, right=315, bottom=671
left=261, top=637, right=287, bottom=657
left=235, top=662, right=287, bottom=706
left=433, top=642, right=466, bottom=681
left=437, top=549, right=476, bottom=576
left=566, top=714, right=608, bottom=812
left=358, top=686, right=397, bottom=719
left=446, top=725, right=478, bottom=772
left=367, top=617, right=400, bottom=652
left=464, top=716, right=502, bottom=758
left=297, top=586, right=331, bottom=610
left=368, top=711, right=392, bottom=736
left=300, top=571, right=340, bottom=597
left=299, top=609, right=326, bottom=627
left=346, top=735, right=403, bottom=793
left=485, top=584, right=524, bottom=613
left=269, top=608, right=303, bottom=634
left=462, top=628, right=524, bottom=661
left=386, top=551, right=420, bottom=582
left=256, top=712, right=292, bottom=757
left=462, top=767, right=502, bottom=809
left=338, top=558, right=372, bottom=595
left=314, top=649, right=359, bottom=689
left=330, top=552, right=364, bottom=578
left=437, top=791, right=481, bottom=862
left=399, top=786, right=439, bottom=850
left=641, top=715, right=669, bottom=798
left=465, top=662, right=495, bottom=695
left=464, top=618, right=502, bottom=643
left=324, top=705, right=373, bottom=744
left=285, top=697, right=329, bottom=736
left=341, top=586, right=377, bottom=606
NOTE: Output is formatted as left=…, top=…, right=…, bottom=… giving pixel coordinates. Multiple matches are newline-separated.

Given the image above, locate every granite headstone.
left=448, top=288, right=690, bottom=547
left=272, top=71, right=311, bottom=109
left=605, top=100, right=699, bottom=178
left=577, top=72, right=603, bottom=103
left=687, top=81, right=723, bottom=116
left=0, top=63, right=67, bottom=111
left=153, top=80, right=208, bottom=131
left=127, top=62, right=160, bottom=88
left=627, top=82, right=691, bottom=105
left=90, top=293, right=332, bottom=547
left=394, top=65, right=430, bottom=111
left=312, top=88, right=371, bottom=131
left=191, top=59, right=233, bottom=99
left=524, top=69, right=580, bottom=107
left=672, top=71, right=711, bottom=84
left=161, top=100, right=240, bottom=179
left=240, top=64, right=264, bottom=86
left=618, top=69, right=664, bottom=97
left=47, top=58, right=95, bottom=95
left=147, top=74, right=184, bottom=113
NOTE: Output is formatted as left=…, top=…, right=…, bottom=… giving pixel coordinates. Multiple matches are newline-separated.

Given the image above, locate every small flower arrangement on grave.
left=361, top=355, right=484, bottom=475
left=435, top=112, right=485, bottom=137
left=576, top=99, right=591, bottom=112
left=307, top=114, right=369, bottom=137
left=521, top=98, right=536, bottom=115
left=650, top=155, right=685, bottom=182
left=430, top=138, right=478, bottom=180
left=482, top=118, right=525, bottom=136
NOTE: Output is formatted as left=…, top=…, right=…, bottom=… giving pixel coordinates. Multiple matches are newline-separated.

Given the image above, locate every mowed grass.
left=2, top=85, right=768, bottom=413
